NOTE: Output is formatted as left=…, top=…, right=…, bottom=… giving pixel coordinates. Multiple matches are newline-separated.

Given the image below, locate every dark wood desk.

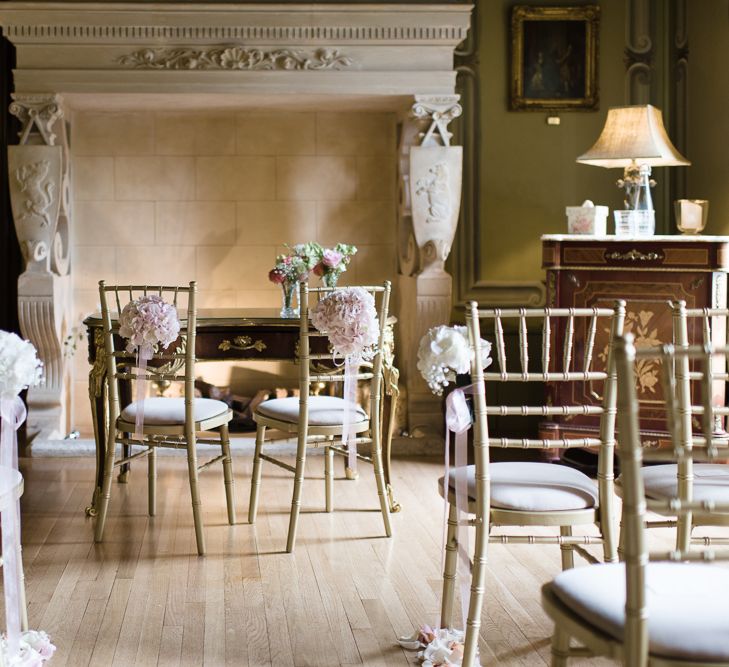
left=83, top=309, right=401, bottom=516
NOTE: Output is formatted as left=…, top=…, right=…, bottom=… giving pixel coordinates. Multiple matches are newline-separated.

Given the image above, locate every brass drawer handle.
left=605, top=249, right=663, bottom=262
left=218, top=336, right=267, bottom=352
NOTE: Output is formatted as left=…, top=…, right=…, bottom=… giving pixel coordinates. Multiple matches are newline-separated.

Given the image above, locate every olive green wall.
left=478, top=0, right=628, bottom=286
left=686, top=0, right=729, bottom=234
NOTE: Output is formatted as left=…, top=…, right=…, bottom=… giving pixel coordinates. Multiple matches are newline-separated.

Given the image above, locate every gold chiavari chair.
left=542, top=335, right=729, bottom=666
left=95, top=281, right=236, bottom=556
left=441, top=301, right=625, bottom=667
left=248, top=281, right=392, bottom=553
left=618, top=301, right=729, bottom=554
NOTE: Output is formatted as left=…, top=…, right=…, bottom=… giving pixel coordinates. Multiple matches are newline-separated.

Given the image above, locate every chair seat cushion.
left=119, top=397, right=229, bottom=426
left=551, top=561, right=729, bottom=661
left=641, top=463, right=729, bottom=503
left=255, top=395, right=368, bottom=426
left=440, top=462, right=598, bottom=512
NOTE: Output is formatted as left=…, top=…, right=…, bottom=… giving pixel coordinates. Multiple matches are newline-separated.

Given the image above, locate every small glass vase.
left=280, top=281, right=299, bottom=318
left=322, top=272, right=339, bottom=289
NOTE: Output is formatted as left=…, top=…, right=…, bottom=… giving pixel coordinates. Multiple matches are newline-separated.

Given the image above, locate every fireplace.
left=0, top=2, right=473, bottom=447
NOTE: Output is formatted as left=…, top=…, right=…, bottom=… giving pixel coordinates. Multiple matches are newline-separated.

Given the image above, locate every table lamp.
left=576, top=104, right=690, bottom=211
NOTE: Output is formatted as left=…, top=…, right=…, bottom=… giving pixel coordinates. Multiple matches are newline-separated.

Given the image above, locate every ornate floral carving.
left=414, top=162, right=451, bottom=225
left=116, top=46, right=354, bottom=71
left=14, top=160, right=55, bottom=228
left=218, top=336, right=267, bottom=353
left=599, top=309, right=663, bottom=395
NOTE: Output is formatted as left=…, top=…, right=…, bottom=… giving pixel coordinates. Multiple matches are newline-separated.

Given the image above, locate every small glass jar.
left=614, top=210, right=655, bottom=237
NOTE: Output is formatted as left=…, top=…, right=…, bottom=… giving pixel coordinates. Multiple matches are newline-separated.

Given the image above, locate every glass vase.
left=322, top=272, right=339, bottom=289
left=280, top=281, right=299, bottom=318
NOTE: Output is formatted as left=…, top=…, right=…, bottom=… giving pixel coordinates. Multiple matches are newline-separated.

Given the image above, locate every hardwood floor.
left=12, top=453, right=701, bottom=666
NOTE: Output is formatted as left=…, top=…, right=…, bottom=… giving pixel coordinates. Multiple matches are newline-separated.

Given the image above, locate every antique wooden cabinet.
left=542, top=234, right=729, bottom=450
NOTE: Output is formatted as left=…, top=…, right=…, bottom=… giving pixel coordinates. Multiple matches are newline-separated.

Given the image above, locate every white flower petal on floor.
left=398, top=626, right=481, bottom=667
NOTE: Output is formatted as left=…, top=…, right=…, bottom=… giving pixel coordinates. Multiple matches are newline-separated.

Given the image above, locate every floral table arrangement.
left=268, top=243, right=322, bottom=317
left=0, top=330, right=56, bottom=665
left=399, top=324, right=492, bottom=667
left=268, top=243, right=358, bottom=317
left=312, top=243, right=357, bottom=288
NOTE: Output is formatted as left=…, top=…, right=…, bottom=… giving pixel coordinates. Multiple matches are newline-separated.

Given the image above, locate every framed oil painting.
left=510, top=5, right=600, bottom=111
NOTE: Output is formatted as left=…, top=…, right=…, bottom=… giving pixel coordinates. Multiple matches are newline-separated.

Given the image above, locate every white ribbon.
left=0, top=396, right=26, bottom=658
left=133, top=344, right=153, bottom=442
left=342, top=357, right=359, bottom=473
left=442, top=385, right=475, bottom=631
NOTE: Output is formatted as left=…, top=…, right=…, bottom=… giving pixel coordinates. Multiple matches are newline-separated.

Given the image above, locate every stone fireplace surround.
left=0, top=2, right=473, bottom=448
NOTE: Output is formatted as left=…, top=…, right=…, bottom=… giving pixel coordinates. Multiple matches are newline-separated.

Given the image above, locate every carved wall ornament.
left=409, top=145, right=462, bottom=274
left=9, top=94, right=64, bottom=146
left=410, top=95, right=462, bottom=147
left=14, top=160, right=55, bottom=228
left=116, top=46, right=354, bottom=71
left=414, top=161, right=452, bottom=225
left=8, top=146, right=62, bottom=270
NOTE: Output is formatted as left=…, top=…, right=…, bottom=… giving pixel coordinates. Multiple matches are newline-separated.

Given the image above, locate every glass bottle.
left=634, top=164, right=655, bottom=235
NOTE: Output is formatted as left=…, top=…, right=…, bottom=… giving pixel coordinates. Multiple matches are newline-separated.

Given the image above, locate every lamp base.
left=617, top=162, right=656, bottom=209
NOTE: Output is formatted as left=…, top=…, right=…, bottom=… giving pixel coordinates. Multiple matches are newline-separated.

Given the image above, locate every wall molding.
left=450, top=3, right=545, bottom=309
left=6, top=24, right=470, bottom=43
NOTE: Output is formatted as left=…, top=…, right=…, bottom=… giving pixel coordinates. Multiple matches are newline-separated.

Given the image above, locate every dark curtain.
left=0, top=31, right=20, bottom=335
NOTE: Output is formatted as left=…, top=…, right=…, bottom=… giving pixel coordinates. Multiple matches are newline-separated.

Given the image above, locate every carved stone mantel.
left=0, top=3, right=473, bottom=100
left=0, top=3, right=473, bottom=448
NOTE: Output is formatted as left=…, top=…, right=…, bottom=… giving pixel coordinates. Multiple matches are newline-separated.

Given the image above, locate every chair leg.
left=599, top=479, right=618, bottom=563
left=676, top=513, right=693, bottom=554
left=324, top=444, right=333, bottom=513
left=248, top=424, right=266, bottom=524
left=94, top=433, right=117, bottom=543
left=462, top=511, right=488, bottom=667
left=16, top=506, right=27, bottom=632
left=550, top=628, right=571, bottom=666
left=286, top=432, right=308, bottom=553
left=219, top=423, right=236, bottom=525
left=185, top=434, right=206, bottom=556
left=560, top=526, right=574, bottom=570
left=440, top=503, right=458, bottom=629
left=148, top=445, right=157, bottom=517
left=371, top=428, right=392, bottom=538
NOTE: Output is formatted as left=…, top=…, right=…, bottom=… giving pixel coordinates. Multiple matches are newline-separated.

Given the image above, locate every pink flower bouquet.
left=312, top=243, right=357, bottom=288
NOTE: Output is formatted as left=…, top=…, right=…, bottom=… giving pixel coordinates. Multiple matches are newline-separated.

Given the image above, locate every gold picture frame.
left=510, top=5, right=600, bottom=111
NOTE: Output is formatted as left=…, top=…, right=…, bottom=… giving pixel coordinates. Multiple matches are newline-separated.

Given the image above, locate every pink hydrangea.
left=310, top=287, right=379, bottom=360
left=118, top=295, right=180, bottom=361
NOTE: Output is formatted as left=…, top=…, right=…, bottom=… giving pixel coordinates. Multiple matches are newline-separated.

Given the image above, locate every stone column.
left=8, top=94, right=72, bottom=440
left=396, top=95, right=462, bottom=441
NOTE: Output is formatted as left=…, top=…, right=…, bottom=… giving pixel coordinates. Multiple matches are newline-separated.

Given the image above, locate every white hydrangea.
left=0, top=331, right=43, bottom=400
left=417, top=325, right=492, bottom=395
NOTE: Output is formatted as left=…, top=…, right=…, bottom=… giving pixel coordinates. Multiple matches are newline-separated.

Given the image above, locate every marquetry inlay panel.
left=663, top=247, right=709, bottom=266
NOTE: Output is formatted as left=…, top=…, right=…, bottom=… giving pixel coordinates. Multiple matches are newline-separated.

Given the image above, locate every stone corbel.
left=396, top=95, right=463, bottom=442
left=8, top=93, right=72, bottom=441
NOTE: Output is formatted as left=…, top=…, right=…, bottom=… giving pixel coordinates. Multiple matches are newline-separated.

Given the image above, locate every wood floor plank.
left=9, top=454, right=711, bottom=666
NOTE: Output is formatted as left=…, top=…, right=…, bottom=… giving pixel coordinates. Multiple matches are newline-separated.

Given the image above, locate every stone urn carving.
left=7, top=145, right=63, bottom=272
left=408, top=145, right=463, bottom=275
